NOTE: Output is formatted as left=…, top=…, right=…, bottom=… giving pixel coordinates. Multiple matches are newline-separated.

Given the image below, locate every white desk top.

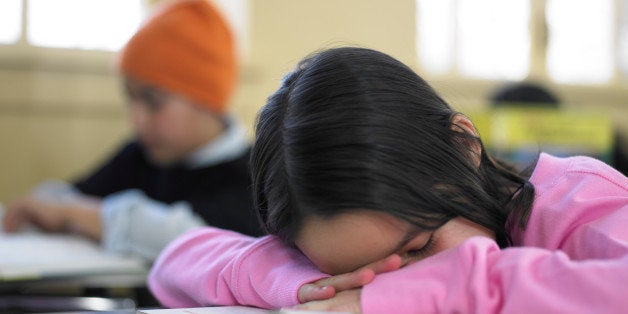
left=0, top=203, right=146, bottom=283
left=0, top=231, right=148, bottom=283
left=138, top=307, right=349, bottom=314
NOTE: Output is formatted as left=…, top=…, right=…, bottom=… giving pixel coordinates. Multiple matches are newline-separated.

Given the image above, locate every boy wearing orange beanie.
left=3, top=0, right=260, bottom=260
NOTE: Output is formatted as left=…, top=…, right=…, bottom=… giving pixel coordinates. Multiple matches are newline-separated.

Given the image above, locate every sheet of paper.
left=139, top=306, right=349, bottom=314
left=0, top=231, right=147, bottom=281
left=0, top=201, right=147, bottom=281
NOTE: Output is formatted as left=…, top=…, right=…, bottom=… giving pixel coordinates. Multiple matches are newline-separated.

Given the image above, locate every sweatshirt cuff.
left=233, top=236, right=329, bottom=308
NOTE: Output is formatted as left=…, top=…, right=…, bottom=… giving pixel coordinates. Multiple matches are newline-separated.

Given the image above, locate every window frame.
left=415, top=0, right=628, bottom=88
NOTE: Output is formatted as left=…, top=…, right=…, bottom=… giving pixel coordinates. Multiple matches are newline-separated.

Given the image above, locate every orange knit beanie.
left=118, top=0, right=236, bottom=113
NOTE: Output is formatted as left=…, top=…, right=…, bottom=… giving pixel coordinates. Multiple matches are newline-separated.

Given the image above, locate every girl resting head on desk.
left=148, top=47, right=628, bottom=313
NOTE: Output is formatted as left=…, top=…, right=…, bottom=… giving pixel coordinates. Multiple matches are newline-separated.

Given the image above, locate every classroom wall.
left=0, top=48, right=130, bottom=202
left=235, top=0, right=418, bottom=137
left=0, top=0, right=626, bottom=203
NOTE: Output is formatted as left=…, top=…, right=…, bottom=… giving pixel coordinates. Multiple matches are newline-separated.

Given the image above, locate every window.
left=28, top=0, right=144, bottom=51
left=546, top=0, right=614, bottom=84
left=415, top=0, right=455, bottom=74
left=617, top=0, right=628, bottom=77
left=0, top=0, right=22, bottom=45
left=213, top=0, right=249, bottom=59
left=0, top=0, right=248, bottom=56
left=417, top=0, right=626, bottom=85
left=457, top=0, right=530, bottom=80
left=416, top=0, right=530, bottom=80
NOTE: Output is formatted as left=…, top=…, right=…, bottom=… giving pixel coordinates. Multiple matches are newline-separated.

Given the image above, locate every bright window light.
left=212, top=0, right=249, bottom=59
left=27, top=0, right=144, bottom=51
left=0, top=0, right=22, bottom=44
left=619, top=0, right=628, bottom=77
left=416, top=0, right=456, bottom=74
left=457, top=0, right=530, bottom=80
left=546, top=0, right=614, bottom=84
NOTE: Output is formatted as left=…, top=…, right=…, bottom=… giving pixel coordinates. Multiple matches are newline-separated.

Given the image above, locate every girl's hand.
left=297, top=254, right=402, bottom=303
left=294, top=289, right=362, bottom=313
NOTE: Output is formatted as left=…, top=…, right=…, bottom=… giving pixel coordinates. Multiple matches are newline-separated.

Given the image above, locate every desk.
left=0, top=232, right=150, bottom=312
left=139, top=306, right=350, bottom=314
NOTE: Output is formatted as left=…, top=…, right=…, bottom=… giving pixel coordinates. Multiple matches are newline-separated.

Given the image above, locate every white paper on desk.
left=0, top=232, right=147, bottom=281
left=139, top=306, right=350, bottom=314
left=139, top=307, right=271, bottom=314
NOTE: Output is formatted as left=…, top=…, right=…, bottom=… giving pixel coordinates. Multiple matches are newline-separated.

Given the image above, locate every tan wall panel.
left=234, top=0, right=418, bottom=136
left=0, top=113, right=130, bottom=203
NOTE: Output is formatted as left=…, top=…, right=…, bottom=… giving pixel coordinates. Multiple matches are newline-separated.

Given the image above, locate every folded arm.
left=362, top=236, right=628, bottom=314
left=148, top=227, right=328, bottom=308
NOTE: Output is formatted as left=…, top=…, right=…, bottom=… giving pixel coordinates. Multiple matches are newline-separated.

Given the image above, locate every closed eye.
left=405, top=233, right=435, bottom=261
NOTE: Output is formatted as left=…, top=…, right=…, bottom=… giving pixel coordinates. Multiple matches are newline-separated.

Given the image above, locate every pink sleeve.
left=148, top=227, right=328, bottom=309
left=362, top=236, right=628, bottom=314
left=515, top=155, right=628, bottom=260
left=363, top=155, right=628, bottom=313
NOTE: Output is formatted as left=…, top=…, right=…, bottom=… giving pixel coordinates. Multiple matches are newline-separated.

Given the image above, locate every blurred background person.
left=490, top=81, right=627, bottom=175
left=2, top=0, right=261, bottom=261
left=490, top=81, right=560, bottom=108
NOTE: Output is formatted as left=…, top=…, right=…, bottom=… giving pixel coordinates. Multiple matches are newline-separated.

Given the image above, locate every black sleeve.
left=73, top=141, right=146, bottom=197
left=187, top=154, right=264, bottom=237
left=189, top=186, right=263, bottom=237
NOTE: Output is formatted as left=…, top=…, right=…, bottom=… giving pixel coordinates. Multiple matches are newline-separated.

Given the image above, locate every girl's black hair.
left=251, top=47, right=535, bottom=248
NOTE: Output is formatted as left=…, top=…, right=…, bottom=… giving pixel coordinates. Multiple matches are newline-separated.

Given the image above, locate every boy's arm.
left=100, top=190, right=205, bottom=260
left=148, top=227, right=328, bottom=308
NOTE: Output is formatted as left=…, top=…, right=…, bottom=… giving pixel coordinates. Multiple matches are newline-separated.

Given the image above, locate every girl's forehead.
left=294, top=211, right=415, bottom=274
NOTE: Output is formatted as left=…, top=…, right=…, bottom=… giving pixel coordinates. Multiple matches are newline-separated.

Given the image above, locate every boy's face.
left=124, top=78, right=223, bottom=166
left=295, top=211, right=494, bottom=275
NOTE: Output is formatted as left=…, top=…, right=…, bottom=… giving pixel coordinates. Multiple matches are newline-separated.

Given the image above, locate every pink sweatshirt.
left=149, top=153, right=628, bottom=313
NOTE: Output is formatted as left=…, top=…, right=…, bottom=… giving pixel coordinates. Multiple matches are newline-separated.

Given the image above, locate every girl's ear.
left=450, top=114, right=482, bottom=167
left=450, top=114, right=478, bottom=136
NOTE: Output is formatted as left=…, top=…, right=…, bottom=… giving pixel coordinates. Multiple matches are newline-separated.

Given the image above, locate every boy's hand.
left=2, top=197, right=103, bottom=241
left=297, top=254, right=402, bottom=303
left=3, top=198, right=69, bottom=233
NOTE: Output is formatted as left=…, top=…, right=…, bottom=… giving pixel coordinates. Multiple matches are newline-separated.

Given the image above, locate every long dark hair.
left=251, top=47, right=535, bottom=248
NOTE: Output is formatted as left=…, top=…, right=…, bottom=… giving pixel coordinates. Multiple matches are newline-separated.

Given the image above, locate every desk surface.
left=0, top=272, right=148, bottom=291
left=139, top=307, right=350, bottom=314
left=0, top=226, right=151, bottom=312
left=0, top=232, right=148, bottom=286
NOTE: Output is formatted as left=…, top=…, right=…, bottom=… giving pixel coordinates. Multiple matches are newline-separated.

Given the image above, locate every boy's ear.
left=450, top=114, right=482, bottom=167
